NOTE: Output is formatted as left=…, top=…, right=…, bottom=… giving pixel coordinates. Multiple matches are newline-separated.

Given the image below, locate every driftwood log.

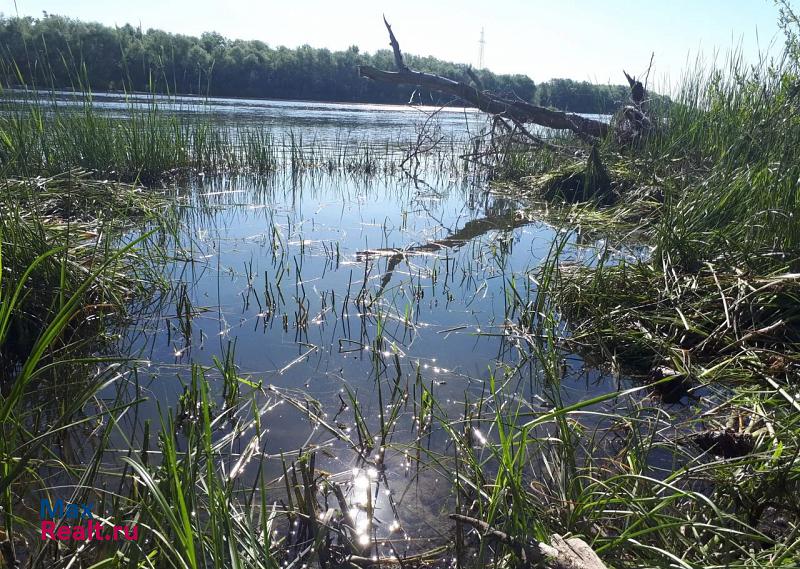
left=359, top=18, right=610, bottom=140
left=451, top=514, right=608, bottom=569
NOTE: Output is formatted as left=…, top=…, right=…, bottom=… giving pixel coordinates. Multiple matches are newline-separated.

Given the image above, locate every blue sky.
left=3, top=0, right=785, bottom=88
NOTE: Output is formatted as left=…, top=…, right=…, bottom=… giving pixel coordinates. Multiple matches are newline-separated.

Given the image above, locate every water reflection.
left=116, top=165, right=618, bottom=545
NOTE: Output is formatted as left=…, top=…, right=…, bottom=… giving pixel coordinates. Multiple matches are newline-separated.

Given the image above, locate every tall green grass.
left=639, top=49, right=800, bottom=271
left=0, top=87, right=471, bottom=182
left=457, top=14, right=800, bottom=569
left=0, top=90, right=282, bottom=182
left=0, top=191, right=155, bottom=568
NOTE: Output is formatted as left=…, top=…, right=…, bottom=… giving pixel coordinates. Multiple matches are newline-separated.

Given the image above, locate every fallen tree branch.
left=359, top=19, right=610, bottom=140
left=383, top=15, right=408, bottom=72
left=360, top=64, right=609, bottom=139
left=465, top=65, right=485, bottom=91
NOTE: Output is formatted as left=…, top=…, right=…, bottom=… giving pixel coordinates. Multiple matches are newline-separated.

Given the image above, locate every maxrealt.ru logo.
left=40, top=499, right=139, bottom=541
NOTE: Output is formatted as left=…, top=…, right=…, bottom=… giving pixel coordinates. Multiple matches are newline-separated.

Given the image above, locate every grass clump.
left=497, top=14, right=800, bottom=384
left=542, top=44, right=800, bottom=384
left=0, top=170, right=184, bottom=569
left=0, top=88, right=465, bottom=182
left=522, top=145, right=622, bottom=205
left=435, top=366, right=800, bottom=568
left=0, top=173, right=168, bottom=371
left=0, top=90, right=282, bottom=182
left=457, top=10, right=800, bottom=569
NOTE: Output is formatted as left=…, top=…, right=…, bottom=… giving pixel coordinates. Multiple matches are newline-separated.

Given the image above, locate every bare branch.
left=643, top=52, right=655, bottom=92
left=383, top=15, right=408, bottom=71
left=465, top=65, right=485, bottom=91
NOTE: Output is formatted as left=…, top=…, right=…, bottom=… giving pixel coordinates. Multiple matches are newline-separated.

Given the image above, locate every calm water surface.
left=100, top=97, right=622, bottom=551
left=8, top=90, right=487, bottom=143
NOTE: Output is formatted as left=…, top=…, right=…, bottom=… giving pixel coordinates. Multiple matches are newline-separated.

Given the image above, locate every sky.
left=2, top=0, right=786, bottom=89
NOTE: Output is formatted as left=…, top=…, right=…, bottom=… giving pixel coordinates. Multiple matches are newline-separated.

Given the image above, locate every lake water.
left=79, top=96, right=624, bottom=554
left=6, top=90, right=489, bottom=143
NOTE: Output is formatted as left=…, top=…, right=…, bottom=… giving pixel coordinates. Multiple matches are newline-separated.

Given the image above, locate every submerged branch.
left=450, top=514, right=608, bottom=569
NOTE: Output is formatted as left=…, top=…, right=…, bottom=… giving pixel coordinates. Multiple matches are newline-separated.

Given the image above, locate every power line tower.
left=478, top=27, right=486, bottom=69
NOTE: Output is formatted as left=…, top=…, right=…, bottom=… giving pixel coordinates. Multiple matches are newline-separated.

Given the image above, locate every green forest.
left=0, top=14, right=631, bottom=113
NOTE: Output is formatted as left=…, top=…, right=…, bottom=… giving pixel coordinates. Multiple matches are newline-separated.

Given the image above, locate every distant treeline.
left=0, top=15, right=640, bottom=114
left=537, top=79, right=637, bottom=115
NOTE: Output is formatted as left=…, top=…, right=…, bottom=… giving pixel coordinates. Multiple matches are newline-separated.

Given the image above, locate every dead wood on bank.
left=359, top=18, right=654, bottom=205
left=358, top=18, right=610, bottom=141
left=450, top=514, right=608, bottom=569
